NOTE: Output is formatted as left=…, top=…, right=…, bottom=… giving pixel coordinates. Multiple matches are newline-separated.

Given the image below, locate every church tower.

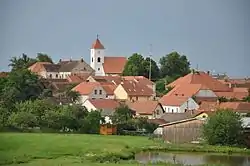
left=90, top=35, right=105, bottom=76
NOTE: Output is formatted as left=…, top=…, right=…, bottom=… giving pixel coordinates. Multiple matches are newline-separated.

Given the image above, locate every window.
left=171, top=109, right=174, bottom=113
left=97, top=57, right=101, bottom=62
left=49, top=74, right=52, bottom=78
left=56, top=74, right=58, bottom=78
left=94, top=90, right=97, bottom=95
left=92, top=57, right=93, bottom=62
left=99, top=90, right=102, bottom=95
left=136, top=96, right=138, bottom=100
left=176, top=108, right=179, bottom=112
left=98, top=68, right=100, bottom=71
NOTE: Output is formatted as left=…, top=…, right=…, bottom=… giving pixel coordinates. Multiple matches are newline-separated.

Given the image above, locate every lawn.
left=0, top=133, right=249, bottom=166
left=0, top=133, right=161, bottom=165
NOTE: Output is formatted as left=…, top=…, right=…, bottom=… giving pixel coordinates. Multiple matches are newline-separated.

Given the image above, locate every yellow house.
left=114, top=80, right=154, bottom=102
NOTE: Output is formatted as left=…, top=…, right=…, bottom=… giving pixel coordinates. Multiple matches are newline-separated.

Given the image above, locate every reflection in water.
left=135, top=152, right=250, bottom=166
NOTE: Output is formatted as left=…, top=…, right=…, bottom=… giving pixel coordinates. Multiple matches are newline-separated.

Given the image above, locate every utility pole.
left=149, top=44, right=152, bottom=81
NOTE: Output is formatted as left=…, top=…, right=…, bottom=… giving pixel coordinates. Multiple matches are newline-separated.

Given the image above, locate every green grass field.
left=0, top=133, right=249, bottom=166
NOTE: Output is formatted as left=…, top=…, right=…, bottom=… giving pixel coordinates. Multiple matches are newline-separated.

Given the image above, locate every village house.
left=83, top=99, right=120, bottom=123
left=114, top=79, right=155, bottom=102
left=127, top=100, right=165, bottom=119
left=72, top=82, right=109, bottom=103
left=90, top=37, right=127, bottom=76
left=28, top=58, right=94, bottom=79
left=164, top=71, right=248, bottom=103
left=159, top=95, right=199, bottom=113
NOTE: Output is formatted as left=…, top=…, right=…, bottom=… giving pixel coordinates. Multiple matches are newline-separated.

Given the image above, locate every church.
left=90, top=37, right=127, bottom=76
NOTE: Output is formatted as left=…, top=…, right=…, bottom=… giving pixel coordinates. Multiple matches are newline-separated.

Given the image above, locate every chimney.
left=80, top=58, right=84, bottom=62
left=207, top=71, right=210, bottom=75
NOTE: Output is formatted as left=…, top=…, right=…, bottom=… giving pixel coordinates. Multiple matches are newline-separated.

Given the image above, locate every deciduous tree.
left=159, top=51, right=190, bottom=78
left=36, top=53, right=53, bottom=63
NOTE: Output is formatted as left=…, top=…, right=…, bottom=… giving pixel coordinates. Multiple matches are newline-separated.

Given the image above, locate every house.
left=114, top=79, right=155, bottom=102
left=159, top=118, right=206, bottom=143
left=72, top=82, right=108, bottom=103
left=127, top=100, right=164, bottom=119
left=166, top=71, right=248, bottom=101
left=90, top=37, right=127, bottom=76
left=58, top=59, right=94, bottom=79
left=83, top=99, right=121, bottom=123
left=159, top=95, right=199, bottom=113
left=29, top=59, right=94, bottom=79
left=199, top=101, right=250, bottom=115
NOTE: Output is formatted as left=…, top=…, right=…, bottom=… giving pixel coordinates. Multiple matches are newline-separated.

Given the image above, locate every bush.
left=203, top=109, right=244, bottom=146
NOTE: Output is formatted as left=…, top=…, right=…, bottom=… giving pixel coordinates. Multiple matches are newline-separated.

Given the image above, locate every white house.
left=72, top=82, right=108, bottom=103
left=159, top=96, right=199, bottom=113
left=83, top=99, right=120, bottom=124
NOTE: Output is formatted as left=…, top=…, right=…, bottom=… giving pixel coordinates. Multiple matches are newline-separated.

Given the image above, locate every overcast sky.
left=0, top=0, right=249, bottom=77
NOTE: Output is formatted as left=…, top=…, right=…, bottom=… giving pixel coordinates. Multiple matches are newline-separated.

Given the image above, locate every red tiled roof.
left=92, top=38, right=105, bottom=49
left=101, top=84, right=116, bottom=95
left=88, top=99, right=120, bottom=110
left=67, top=74, right=91, bottom=83
left=168, top=71, right=231, bottom=92
left=28, top=62, right=51, bottom=73
left=166, top=84, right=209, bottom=98
left=199, top=101, right=218, bottom=112
left=103, top=57, right=127, bottom=74
left=123, top=76, right=154, bottom=85
left=0, top=72, right=9, bottom=78
left=215, top=91, right=248, bottom=100
left=159, top=95, right=189, bottom=106
left=72, top=82, right=100, bottom=95
left=120, top=80, right=154, bottom=96
left=127, top=100, right=161, bottom=115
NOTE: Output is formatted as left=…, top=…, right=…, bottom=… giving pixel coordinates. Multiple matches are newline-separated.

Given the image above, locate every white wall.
left=40, top=71, right=60, bottom=79
left=59, top=72, right=71, bottom=79
left=162, top=98, right=199, bottom=113
left=195, top=89, right=217, bottom=97
left=82, top=100, right=96, bottom=111
left=180, top=98, right=199, bottom=112
left=78, top=86, right=107, bottom=104
left=163, top=106, right=181, bottom=113
left=90, top=49, right=105, bottom=76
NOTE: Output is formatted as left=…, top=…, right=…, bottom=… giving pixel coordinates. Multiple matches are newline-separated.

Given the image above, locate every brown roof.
left=160, top=111, right=196, bottom=123
left=159, top=95, right=189, bottom=106
left=101, top=84, right=116, bottom=95
left=43, top=64, right=61, bottom=72
left=168, top=71, right=231, bottom=92
left=73, top=82, right=101, bottom=95
left=0, top=72, right=9, bottom=78
left=67, top=74, right=90, bottom=83
left=28, top=62, right=51, bottom=73
left=147, top=118, right=167, bottom=125
left=88, top=99, right=120, bottom=110
left=58, top=60, right=94, bottom=73
left=215, top=91, right=248, bottom=100
left=103, top=57, right=127, bottom=74
left=120, top=80, right=154, bottom=96
left=127, top=100, right=162, bottom=115
left=199, top=101, right=250, bottom=113
left=92, top=38, right=105, bottom=49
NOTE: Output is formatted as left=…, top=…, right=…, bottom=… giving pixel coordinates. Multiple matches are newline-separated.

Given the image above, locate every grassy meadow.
left=0, top=133, right=249, bottom=166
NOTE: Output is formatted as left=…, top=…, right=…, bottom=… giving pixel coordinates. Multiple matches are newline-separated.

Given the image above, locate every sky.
left=0, top=0, right=249, bottom=77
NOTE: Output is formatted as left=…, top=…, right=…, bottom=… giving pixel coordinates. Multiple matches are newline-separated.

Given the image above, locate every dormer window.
left=97, top=57, right=101, bottom=62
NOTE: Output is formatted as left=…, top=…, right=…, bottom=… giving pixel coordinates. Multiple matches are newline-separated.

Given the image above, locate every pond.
left=135, top=152, right=250, bottom=166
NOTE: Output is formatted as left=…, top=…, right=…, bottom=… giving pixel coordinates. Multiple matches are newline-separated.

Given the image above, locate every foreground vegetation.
left=1, top=133, right=250, bottom=166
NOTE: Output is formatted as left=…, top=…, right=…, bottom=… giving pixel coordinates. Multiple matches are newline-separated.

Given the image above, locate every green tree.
left=112, top=104, right=134, bottom=124
left=8, top=111, right=38, bottom=130
left=80, top=111, right=103, bottom=134
left=36, top=53, right=53, bottom=63
left=155, top=79, right=174, bottom=96
left=159, top=51, right=190, bottom=78
left=142, top=57, right=160, bottom=80
left=9, top=54, right=36, bottom=71
left=123, top=53, right=145, bottom=76
left=0, top=69, right=44, bottom=107
left=203, top=109, right=244, bottom=146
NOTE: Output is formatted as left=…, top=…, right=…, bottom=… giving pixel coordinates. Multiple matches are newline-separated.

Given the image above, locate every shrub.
left=203, top=109, right=244, bottom=146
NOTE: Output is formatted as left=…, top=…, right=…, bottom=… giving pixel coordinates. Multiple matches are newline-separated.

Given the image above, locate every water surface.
left=135, top=152, right=250, bottom=166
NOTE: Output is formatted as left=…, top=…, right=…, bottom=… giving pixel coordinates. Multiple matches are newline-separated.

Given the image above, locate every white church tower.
left=90, top=35, right=105, bottom=76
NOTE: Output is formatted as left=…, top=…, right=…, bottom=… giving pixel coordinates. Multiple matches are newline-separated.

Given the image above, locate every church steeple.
left=91, top=35, right=105, bottom=49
